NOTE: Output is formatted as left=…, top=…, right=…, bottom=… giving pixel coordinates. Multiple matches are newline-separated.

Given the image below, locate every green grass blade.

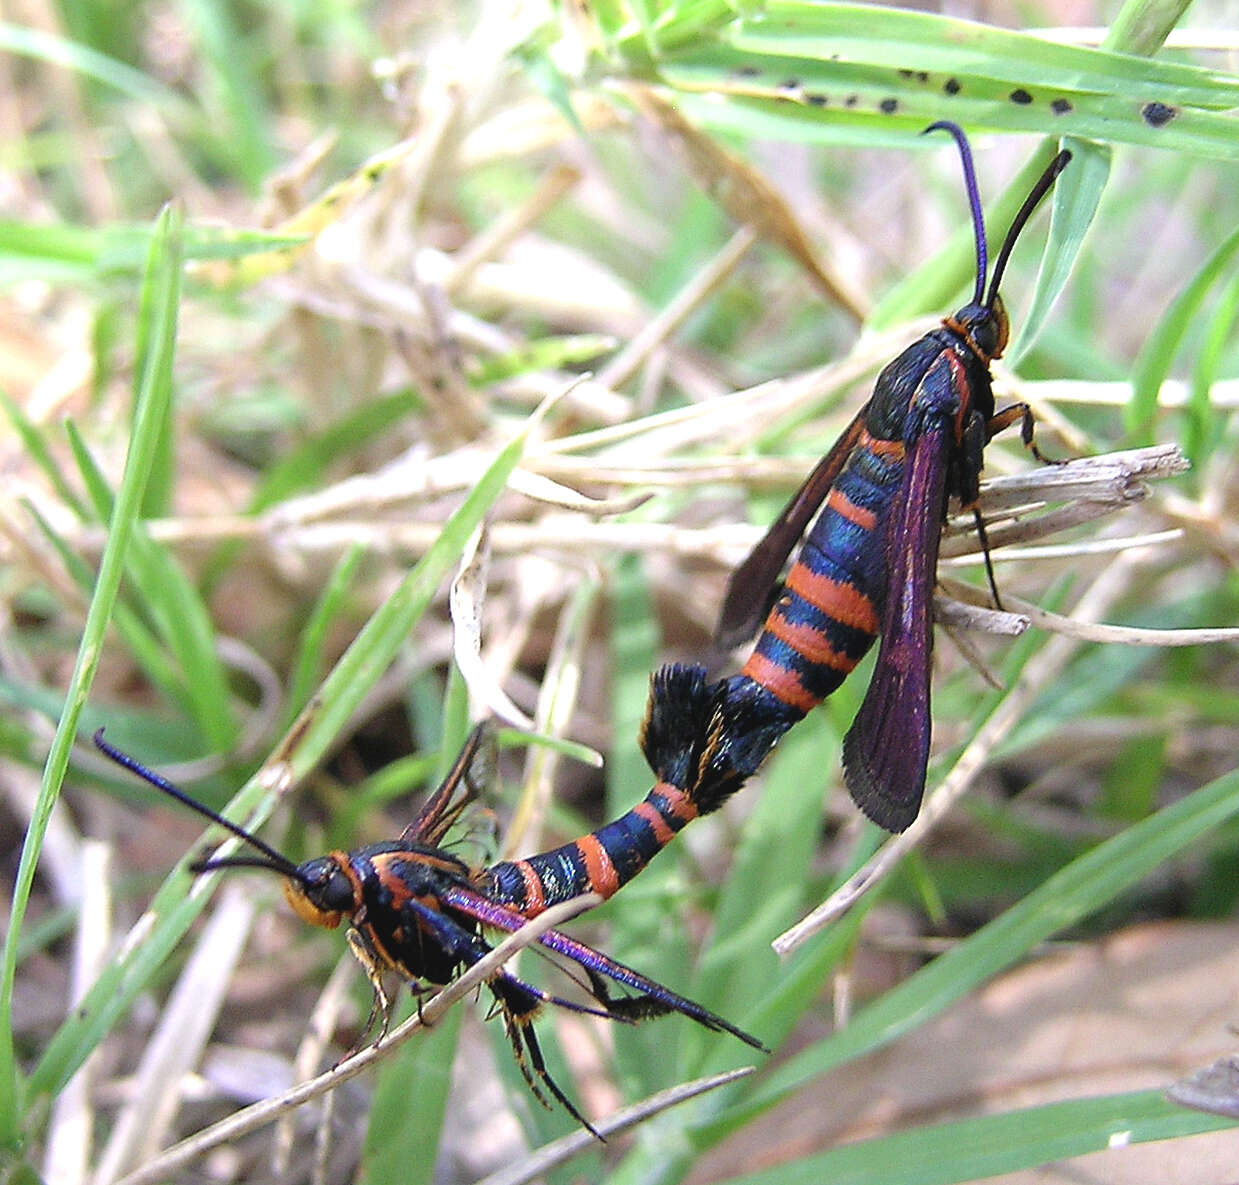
left=284, top=543, right=366, bottom=726
left=1008, top=137, right=1111, bottom=365
left=0, top=220, right=307, bottom=284
left=646, top=7, right=1237, bottom=159
left=357, top=1007, right=465, bottom=1185
left=1185, top=267, right=1239, bottom=468
left=0, top=391, right=90, bottom=519
left=178, top=0, right=277, bottom=190
left=63, top=420, right=236, bottom=750
left=0, top=20, right=188, bottom=111
left=1104, top=0, right=1192, bottom=56
left=718, top=1090, right=1235, bottom=1185
left=22, top=497, right=189, bottom=717
left=0, top=205, right=183, bottom=1148
left=1126, top=221, right=1239, bottom=442
left=730, top=2, right=1231, bottom=105
left=249, top=390, right=421, bottom=511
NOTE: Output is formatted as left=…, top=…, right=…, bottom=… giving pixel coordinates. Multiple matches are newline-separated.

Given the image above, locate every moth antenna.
left=190, top=855, right=301, bottom=876
left=924, top=120, right=987, bottom=304
left=94, top=729, right=304, bottom=880
left=985, top=148, right=1072, bottom=308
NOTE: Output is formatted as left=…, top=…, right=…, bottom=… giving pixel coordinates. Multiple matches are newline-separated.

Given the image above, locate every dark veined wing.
left=715, top=407, right=867, bottom=649
left=401, top=722, right=494, bottom=846
left=441, top=883, right=765, bottom=1050
left=841, top=389, right=954, bottom=833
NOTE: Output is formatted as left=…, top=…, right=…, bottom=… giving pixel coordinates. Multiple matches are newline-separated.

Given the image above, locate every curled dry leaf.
left=450, top=522, right=535, bottom=729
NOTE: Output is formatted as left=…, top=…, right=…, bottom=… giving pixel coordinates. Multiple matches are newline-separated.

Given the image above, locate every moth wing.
left=716, top=408, right=867, bottom=649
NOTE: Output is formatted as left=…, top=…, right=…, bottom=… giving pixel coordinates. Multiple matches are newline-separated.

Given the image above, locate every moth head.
left=947, top=295, right=1008, bottom=364
left=282, top=855, right=357, bottom=929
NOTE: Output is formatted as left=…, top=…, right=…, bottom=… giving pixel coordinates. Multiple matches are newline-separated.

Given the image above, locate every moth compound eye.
left=284, top=856, right=355, bottom=928
left=989, top=294, right=1009, bottom=358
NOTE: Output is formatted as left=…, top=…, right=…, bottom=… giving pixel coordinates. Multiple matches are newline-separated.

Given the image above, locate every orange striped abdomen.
left=739, top=437, right=905, bottom=719
left=482, top=782, right=698, bottom=917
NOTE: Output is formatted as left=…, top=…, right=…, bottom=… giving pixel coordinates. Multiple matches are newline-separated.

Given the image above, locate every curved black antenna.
left=924, top=121, right=987, bottom=304
left=189, top=855, right=297, bottom=875
left=94, top=729, right=305, bottom=881
left=985, top=148, right=1072, bottom=309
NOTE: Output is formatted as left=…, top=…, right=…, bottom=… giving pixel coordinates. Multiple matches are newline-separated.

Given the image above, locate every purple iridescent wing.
left=716, top=407, right=867, bottom=649
left=841, top=402, right=953, bottom=833
left=441, top=884, right=764, bottom=1049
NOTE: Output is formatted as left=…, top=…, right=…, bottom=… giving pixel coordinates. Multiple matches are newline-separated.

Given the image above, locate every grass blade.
left=0, top=205, right=183, bottom=1149
left=717, top=1089, right=1235, bottom=1185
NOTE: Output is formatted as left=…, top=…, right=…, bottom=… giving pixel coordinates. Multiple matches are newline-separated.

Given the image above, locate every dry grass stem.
left=627, top=87, right=870, bottom=320
left=271, top=956, right=359, bottom=1179
left=451, top=522, right=536, bottom=730
left=941, top=576, right=1239, bottom=647
left=934, top=598, right=1029, bottom=637
left=43, top=842, right=112, bottom=1185
left=503, top=576, right=603, bottom=859
left=95, top=887, right=256, bottom=1185
left=1023, top=377, right=1239, bottom=409
left=597, top=226, right=758, bottom=391
left=447, top=163, right=584, bottom=297
left=948, top=528, right=1185, bottom=564
left=46, top=438, right=1186, bottom=595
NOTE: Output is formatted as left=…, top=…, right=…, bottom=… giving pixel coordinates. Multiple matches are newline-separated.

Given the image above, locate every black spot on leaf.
left=1142, top=101, right=1177, bottom=127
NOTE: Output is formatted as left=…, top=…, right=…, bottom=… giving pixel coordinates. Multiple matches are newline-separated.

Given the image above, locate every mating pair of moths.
left=98, top=123, right=1073, bottom=1130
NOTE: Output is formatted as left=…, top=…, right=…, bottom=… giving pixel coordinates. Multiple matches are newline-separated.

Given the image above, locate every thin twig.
left=941, top=576, right=1239, bottom=647
left=472, top=1067, right=757, bottom=1185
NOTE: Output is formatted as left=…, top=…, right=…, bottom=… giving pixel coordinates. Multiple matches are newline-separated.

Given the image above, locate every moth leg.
left=957, top=412, right=1007, bottom=610
left=970, top=505, right=1005, bottom=611
left=490, top=975, right=601, bottom=1140
left=412, top=983, right=436, bottom=1028
left=987, top=401, right=1062, bottom=465
left=346, top=927, right=394, bottom=1049
left=396, top=898, right=608, bottom=1132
